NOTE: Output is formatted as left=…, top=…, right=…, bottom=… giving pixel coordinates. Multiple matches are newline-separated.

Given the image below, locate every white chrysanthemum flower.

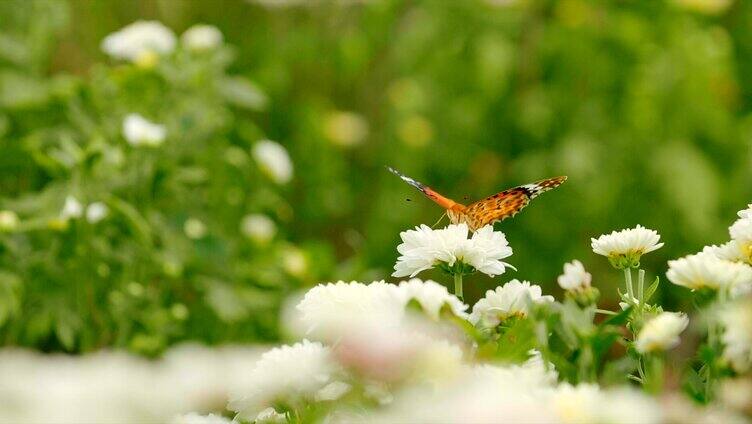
left=101, top=20, right=176, bottom=63
left=729, top=217, right=752, bottom=263
left=252, top=140, right=293, bottom=184
left=295, top=281, right=405, bottom=337
left=591, top=225, right=664, bottom=268
left=228, top=340, right=345, bottom=421
left=703, top=240, right=747, bottom=263
left=85, top=202, right=109, bottom=224
left=240, top=214, right=276, bottom=244
left=392, top=223, right=514, bottom=278
left=181, top=24, right=223, bottom=51
left=170, top=413, right=231, bottom=424
left=635, top=312, right=689, bottom=354
left=61, top=195, right=84, bottom=220
left=396, top=278, right=468, bottom=319
left=470, top=280, right=554, bottom=326
left=666, top=252, right=752, bottom=296
left=557, top=260, right=592, bottom=291
left=123, top=114, right=166, bottom=147
left=720, top=298, right=752, bottom=372
left=0, top=210, right=19, bottom=231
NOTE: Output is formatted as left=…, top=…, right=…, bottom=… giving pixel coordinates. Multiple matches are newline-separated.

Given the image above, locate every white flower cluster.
left=393, top=223, right=514, bottom=278
left=60, top=196, right=109, bottom=224
left=667, top=204, right=752, bottom=297
left=0, top=344, right=263, bottom=423
left=102, top=21, right=224, bottom=63
left=666, top=252, right=752, bottom=297
left=293, top=279, right=468, bottom=338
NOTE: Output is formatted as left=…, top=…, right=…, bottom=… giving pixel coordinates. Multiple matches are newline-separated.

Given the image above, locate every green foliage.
left=0, top=1, right=336, bottom=353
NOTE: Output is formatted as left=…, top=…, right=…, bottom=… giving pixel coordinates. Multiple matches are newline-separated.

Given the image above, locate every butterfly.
left=387, top=166, right=567, bottom=231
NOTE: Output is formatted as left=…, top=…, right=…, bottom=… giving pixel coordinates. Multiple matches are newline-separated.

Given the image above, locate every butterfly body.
left=387, top=166, right=566, bottom=231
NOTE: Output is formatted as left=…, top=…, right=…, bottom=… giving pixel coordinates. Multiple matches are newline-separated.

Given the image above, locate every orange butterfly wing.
left=464, top=176, right=567, bottom=230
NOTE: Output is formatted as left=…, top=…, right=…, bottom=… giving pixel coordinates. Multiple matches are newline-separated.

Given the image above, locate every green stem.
left=454, top=273, right=464, bottom=301
left=638, top=269, right=645, bottom=310
left=624, top=268, right=634, bottom=302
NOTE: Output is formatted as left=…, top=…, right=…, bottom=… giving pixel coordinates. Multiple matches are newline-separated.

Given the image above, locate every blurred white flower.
left=0, top=210, right=19, bottom=231
left=470, top=280, right=553, bottom=326
left=635, top=312, right=689, bottom=354
left=396, top=278, right=468, bottom=320
left=0, top=344, right=263, bottom=424
left=323, top=111, right=369, bottom=147
left=719, top=378, right=752, bottom=413
left=252, top=140, right=293, bottom=184
left=557, top=260, right=592, bottom=291
left=61, top=196, right=84, bottom=220
left=703, top=240, right=747, bottom=263
left=294, top=281, right=404, bottom=338
left=666, top=252, right=752, bottom=296
left=170, top=413, right=231, bottom=424
left=228, top=340, right=345, bottom=420
left=392, top=223, right=514, bottom=278
left=101, top=20, right=176, bottom=63
left=364, top=356, right=558, bottom=424
left=282, top=246, right=308, bottom=277
left=552, top=383, right=602, bottom=423
left=86, top=202, right=109, bottom=224
left=552, top=384, right=662, bottom=424
left=720, top=298, right=752, bottom=372
left=184, top=218, right=207, bottom=240
left=240, top=214, right=276, bottom=243
left=591, top=225, right=663, bottom=268
left=181, top=24, right=223, bottom=51
left=123, top=114, right=166, bottom=147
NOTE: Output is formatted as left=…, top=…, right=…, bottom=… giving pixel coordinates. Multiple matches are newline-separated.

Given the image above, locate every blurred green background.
left=1, top=0, right=751, bottom=353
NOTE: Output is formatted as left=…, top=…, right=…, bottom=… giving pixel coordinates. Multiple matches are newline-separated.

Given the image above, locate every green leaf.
left=55, top=321, right=75, bottom=351
left=104, top=195, right=154, bottom=247
left=599, top=305, right=632, bottom=328
left=0, top=271, right=22, bottom=327
left=494, top=318, right=537, bottom=364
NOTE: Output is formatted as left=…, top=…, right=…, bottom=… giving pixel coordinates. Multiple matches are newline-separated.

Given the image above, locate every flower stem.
left=624, top=268, right=635, bottom=303
left=638, top=269, right=645, bottom=309
left=454, top=273, right=464, bottom=301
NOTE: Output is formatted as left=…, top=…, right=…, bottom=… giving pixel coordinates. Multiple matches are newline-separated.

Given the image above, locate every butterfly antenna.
left=431, top=212, right=447, bottom=229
